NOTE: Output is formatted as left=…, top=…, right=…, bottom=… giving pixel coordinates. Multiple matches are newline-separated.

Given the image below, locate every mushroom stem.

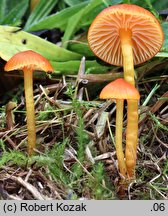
left=116, top=99, right=127, bottom=177
left=120, top=29, right=139, bottom=178
left=120, top=29, right=135, bottom=86
left=125, top=99, right=139, bottom=178
left=23, top=69, right=36, bottom=155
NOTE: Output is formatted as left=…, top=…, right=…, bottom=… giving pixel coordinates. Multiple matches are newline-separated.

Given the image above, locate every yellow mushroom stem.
left=116, top=99, right=127, bottom=177
left=125, top=99, right=139, bottom=178
left=120, top=28, right=135, bottom=86
left=120, top=28, right=139, bottom=178
left=23, top=68, right=36, bottom=155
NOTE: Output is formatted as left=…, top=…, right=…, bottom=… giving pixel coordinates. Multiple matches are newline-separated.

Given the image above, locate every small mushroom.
left=100, top=78, right=140, bottom=178
left=4, top=50, right=54, bottom=155
left=88, top=4, right=164, bottom=178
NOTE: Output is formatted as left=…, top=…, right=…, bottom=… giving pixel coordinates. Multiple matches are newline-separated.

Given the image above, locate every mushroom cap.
left=88, top=4, right=164, bottom=66
left=100, top=78, right=140, bottom=100
left=4, top=50, right=54, bottom=72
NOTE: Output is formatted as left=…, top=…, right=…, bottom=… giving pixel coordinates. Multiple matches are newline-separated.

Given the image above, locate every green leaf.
left=24, top=0, right=58, bottom=31
left=62, top=8, right=85, bottom=48
left=156, top=52, right=168, bottom=58
left=81, top=0, right=103, bottom=15
left=157, top=22, right=168, bottom=58
left=24, top=1, right=89, bottom=32
left=51, top=60, right=110, bottom=74
left=69, top=42, right=94, bottom=57
left=80, top=0, right=107, bottom=28
left=0, top=0, right=6, bottom=21
left=0, top=0, right=22, bottom=21
left=153, top=0, right=168, bottom=10
left=0, top=0, right=29, bottom=26
left=0, top=25, right=81, bottom=62
left=64, top=0, right=88, bottom=6
left=62, top=0, right=107, bottom=48
left=103, top=0, right=122, bottom=5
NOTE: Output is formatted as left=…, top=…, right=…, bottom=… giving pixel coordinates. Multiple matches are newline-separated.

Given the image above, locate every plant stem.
left=116, top=99, right=127, bottom=177
left=23, top=69, right=36, bottom=155
left=125, top=99, right=139, bottom=178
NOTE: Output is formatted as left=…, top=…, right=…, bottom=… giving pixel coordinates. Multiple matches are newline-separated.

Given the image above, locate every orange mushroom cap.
left=100, top=78, right=140, bottom=100
left=4, top=50, right=54, bottom=72
left=88, top=4, right=164, bottom=66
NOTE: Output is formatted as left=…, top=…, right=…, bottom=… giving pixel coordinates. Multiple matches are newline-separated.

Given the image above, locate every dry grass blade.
left=9, top=175, right=45, bottom=200
left=139, top=91, right=168, bottom=127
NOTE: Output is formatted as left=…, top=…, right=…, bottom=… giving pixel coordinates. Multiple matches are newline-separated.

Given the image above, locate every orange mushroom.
left=100, top=78, right=140, bottom=177
left=4, top=50, right=54, bottom=155
left=88, top=4, right=163, bottom=178
left=88, top=4, right=163, bottom=84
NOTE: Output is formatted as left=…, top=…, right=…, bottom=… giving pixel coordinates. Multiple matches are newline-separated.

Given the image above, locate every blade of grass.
left=0, top=0, right=6, bottom=22
left=24, top=0, right=58, bottom=31
left=62, top=9, right=85, bottom=48
left=145, top=0, right=159, bottom=18
left=156, top=23, right=168, bottom=58
left=0, top=0, right=29, bottom=26
left=142, top=84, right=160, bottom=106
left=149, top=112, right=168, bottom=132
left=24, top=1, right=89, bottom=32
left=64, top=0, right=88, bottom=6
left=62, top=0, right=108, bottom=48
left=80, top=0, right=106, bottom=27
